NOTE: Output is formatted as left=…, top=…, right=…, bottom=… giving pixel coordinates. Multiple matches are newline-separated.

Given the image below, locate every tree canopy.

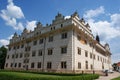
left=0, top=46, right=7, bottom=69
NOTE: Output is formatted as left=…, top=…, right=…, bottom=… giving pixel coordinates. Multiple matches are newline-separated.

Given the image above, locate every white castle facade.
left=5, top=12, right=112, bottom=73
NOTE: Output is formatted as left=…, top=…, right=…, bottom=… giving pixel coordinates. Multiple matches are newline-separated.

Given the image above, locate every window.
left=24, top=53, right=29, bottom=57
left=89, top=43, right=93, bottom=47
left=84, top=40, right=87, bottom=44
left=14, top=63, right=17, bottom=67
left=77, top=35, right=81, bottom=41
left=85, top=51, right=88, bottom=57
left=13, top=46, right=16, bottom=50
left=101, top=57, right=102, bottom=62
left=32, top=51, right=36, bottom=57
left=61, top=32, right=67, bottom=39
left=38, top=50, right=42, bottom=56
left=61, top=46, right=67, bottom=54
left=39, top=38, right=43, bottom=44
left=31, top=62, right=34, bottom=68
left=16, top=54, right=18, bottom=58
left=17, top=45, right=19, bottom=49
left=51, top=27, right=52, bottom=30
left=25, top=46, right=31, bottom=51
left=33, top=40, right=37, bottom=45
left=9, top=47, right=11, bottom=51
left=91, top=64, right=93, bottom=70
left=10, top=63, right=13, bottom=67
left=6, top=63, right=8, bottom=67
left=37, top=62, right=41, bottom=68
left=48, top=36, right=53, bottom=42
left=47, top=62, right=52, bottom=69
left=93, top=54, right=96, bottom=60
left=53, top=26, right=55, bottom=30
left=78, top=47, right=81, bottom=55
left=12, top=54, right=14, bottom=59
left=18, top=63, right=21, bottom=68
left=61, top=61, right=67, bottom=69
left=20, top=53, right=22, bottom=58
left=78, top=62, right=81, bottom=69
left=85, top=61, right=88, bottom=69
left=25, top=47, right=27, bottom=51
left=90, top=53, right=92, bottom=59
left=61, top=24, right=63, bottom=27
left=98, top=56, right=99, bottom=61
left=7, top=55, right=9, bottom=59
left=24, top=59, right=29, bottom=63
left=21, top=44, right=24, bottom=48
left=48, top=49, right=53, bottom=55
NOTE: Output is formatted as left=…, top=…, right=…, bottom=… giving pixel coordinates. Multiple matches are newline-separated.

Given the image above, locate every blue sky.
left=0, top=0, right=120, bottom=63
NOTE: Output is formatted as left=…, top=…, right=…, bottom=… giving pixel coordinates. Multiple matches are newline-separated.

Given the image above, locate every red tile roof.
left=117, top=62, right=120, bottom=66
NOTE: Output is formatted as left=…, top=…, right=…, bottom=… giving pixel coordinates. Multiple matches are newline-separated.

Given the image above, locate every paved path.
left=96, top=72, right=120, bottom=80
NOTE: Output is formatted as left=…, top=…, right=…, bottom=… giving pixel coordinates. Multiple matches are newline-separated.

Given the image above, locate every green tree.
left=112, top=63, right=117, bottom=71
left=0, top=46, right=7, bottom=69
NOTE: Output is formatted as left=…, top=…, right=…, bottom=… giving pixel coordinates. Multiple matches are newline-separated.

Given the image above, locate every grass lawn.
left=0, top=70, right=99, bottom=80
left=112, top=76, right=120, bottom=80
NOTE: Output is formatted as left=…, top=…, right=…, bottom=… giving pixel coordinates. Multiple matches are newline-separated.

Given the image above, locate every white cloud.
left=17, top=22, right=24, bottom=30
left=6, top=0, right=24, bottom=19
left=0, top=39, right=9, bottom=46
left=26, top=21, right=37, bottom=31
left=83, top=6, right=120, bottom=41
left=7, top=34, right=13, bottom=40
left=111, top=14, right=120, bottom=27
left=0, top=0, right=24, bottom=30
left=89, top=19, right=120, bottom=40
left=0, top=34, right=13, bottom=47
left=83, top=6, right=104, bottom=19
left=65, top=16, right=71, bottom=19
left=83, top=6, right=120, bottom=63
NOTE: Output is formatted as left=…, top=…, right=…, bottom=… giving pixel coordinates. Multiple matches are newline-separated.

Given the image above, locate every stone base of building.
left=4, top=68, right=104, bottom=75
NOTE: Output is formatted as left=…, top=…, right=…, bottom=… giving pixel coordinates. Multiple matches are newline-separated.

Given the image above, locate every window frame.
left=61, top=46, right=67, bottom=54
left=61, top=61, right=67, bottom=69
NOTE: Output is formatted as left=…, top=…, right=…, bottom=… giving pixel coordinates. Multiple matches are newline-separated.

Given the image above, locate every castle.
left=5, top=12, right=112, bottom=73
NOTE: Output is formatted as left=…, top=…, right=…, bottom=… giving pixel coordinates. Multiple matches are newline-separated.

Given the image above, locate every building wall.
left=73, top=31, right=111, bottom=71
left=5, top=30, right=73, bottom=72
